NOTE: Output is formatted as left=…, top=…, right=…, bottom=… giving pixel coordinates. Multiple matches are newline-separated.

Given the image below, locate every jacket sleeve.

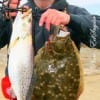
left=67, top=5, right=100, bottom=49
left=0, top=12, right=12, bottom=48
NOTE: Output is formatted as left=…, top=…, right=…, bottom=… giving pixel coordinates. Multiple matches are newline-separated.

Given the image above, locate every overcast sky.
left=0, top=0, right=99, bottom=15
left=68, top=0, right=100, bottom=15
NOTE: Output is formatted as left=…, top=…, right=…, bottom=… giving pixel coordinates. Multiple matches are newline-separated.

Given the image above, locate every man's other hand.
left=4, top=0, right=19, bottom=18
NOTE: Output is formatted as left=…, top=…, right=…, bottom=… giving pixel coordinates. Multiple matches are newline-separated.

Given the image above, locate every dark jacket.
left=0, top=0, right=100, bottom=53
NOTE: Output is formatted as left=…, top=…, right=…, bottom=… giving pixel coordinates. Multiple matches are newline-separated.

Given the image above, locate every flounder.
left=30, top=27, right=84, bottom=100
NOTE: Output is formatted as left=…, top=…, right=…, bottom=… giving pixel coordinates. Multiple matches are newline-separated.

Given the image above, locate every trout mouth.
left=21, top=8, right=32, bottom=18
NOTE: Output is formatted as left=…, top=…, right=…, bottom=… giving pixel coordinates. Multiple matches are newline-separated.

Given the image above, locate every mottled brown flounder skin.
left=30, top=29, right=83, bottom=100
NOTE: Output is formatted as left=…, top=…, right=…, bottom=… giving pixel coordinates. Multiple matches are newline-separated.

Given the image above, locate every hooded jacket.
left=0, top=0, right=100, bottom=54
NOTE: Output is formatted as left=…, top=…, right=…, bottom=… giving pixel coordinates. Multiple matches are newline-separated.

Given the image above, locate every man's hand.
left=4, top=0, right=19, bottom=17
left=39, top=9, right=70, bottom=31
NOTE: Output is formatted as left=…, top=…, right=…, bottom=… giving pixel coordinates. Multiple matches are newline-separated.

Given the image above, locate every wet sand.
left=0, top=46, right=100, bottom=100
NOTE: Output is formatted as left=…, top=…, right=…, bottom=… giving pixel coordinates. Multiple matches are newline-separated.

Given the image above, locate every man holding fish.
left=0, top=0, right=100, bottom=99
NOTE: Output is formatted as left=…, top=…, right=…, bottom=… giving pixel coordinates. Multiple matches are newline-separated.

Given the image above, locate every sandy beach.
left=0, top=46, right=100, bottom=100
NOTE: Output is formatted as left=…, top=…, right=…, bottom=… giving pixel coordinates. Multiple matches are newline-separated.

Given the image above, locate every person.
left=0, top=0, right=100, bottom=99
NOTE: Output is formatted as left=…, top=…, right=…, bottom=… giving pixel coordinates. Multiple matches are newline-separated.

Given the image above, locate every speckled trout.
left=8, top=3, right=34, bottom=100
